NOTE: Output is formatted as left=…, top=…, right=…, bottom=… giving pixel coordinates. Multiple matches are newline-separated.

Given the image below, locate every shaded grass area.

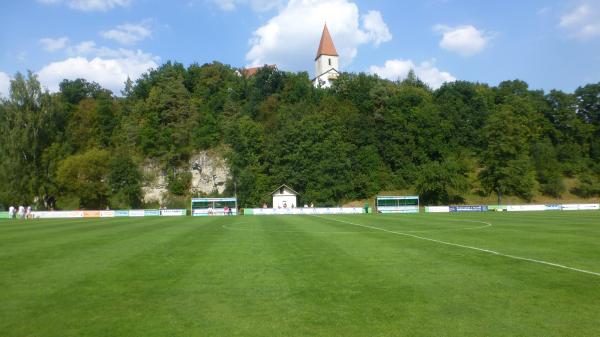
left=1, top=212, right=599, bottom=336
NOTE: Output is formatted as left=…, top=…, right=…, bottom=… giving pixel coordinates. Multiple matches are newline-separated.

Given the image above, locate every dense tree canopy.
left=1, top=61, right=599, bottom=210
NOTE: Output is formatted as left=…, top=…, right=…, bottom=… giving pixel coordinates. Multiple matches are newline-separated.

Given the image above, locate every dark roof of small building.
left=270, top=184, right=300, bottom=196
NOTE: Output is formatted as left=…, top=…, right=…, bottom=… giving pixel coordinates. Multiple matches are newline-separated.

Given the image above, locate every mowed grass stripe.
left=0, top=217, right=220, bottom=336
left=0, top=218, right=117, bottom=235
left=262, top=215, right=424, bottom=337
left=348, top=212, right=600, bottom=272
left=313, top=214, right=600, bottom=336
left=147, top=216, right=301, bottom=337
left=15, top=215, right=227, bottom=336
left=0, top=217, right=189, bottom=272
left=1, top=216, right=224, bottom=337
left=0, top=217, right=160, bottom=253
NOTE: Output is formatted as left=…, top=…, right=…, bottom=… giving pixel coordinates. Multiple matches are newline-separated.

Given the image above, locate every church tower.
left=313, top=24, right=339, bottom=88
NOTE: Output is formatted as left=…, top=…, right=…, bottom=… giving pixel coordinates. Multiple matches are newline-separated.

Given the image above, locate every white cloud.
left=434, top=24, right=489, bottom=57
left=211, top=0, right=284, bottom=11
left=0, top=72, right=10, bottom=99
left=369, top=59, right=456, bottom=89
left=537, top=6, right=551, bottom=16
left=246, top=0, right=392, bottom=74
left=213, top=0, right=236, bottom=10
left=37, top=0, right=131, bottom=11
left=37, top=41, right=158, bottom=94
left=101, top=22, right=152, bottom=45
left=69, top=40, right=98, bottom=55
left=560, top=2, right=600, bottom=40
left=38, top=53, right=157, bottom=94
left=39, top=37, right=69, bottom=52
left=361, top=10, right=391, bottom=47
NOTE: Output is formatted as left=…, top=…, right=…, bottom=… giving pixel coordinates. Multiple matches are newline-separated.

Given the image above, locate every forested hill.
left=1, top=62, right=599, bottom=210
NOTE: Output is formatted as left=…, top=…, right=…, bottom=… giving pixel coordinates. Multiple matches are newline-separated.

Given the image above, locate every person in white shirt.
left=8, top=205, right=15, bottom=219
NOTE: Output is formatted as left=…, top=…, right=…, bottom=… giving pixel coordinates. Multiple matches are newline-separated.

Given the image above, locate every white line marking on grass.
left=318, top=216, right=600, bottom=278
left=402, top=219, right=492, bottom=233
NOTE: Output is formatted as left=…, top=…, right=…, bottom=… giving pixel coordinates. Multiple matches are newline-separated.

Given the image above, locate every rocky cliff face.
left=142, top=150, right=231, bottom=205
left=189, top=151, right=230, bottom=195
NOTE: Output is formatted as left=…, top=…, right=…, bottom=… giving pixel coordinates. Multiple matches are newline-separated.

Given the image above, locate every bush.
left=167, top=171, right=192, bottom=196
left=572, top=172, right=600, bottom=197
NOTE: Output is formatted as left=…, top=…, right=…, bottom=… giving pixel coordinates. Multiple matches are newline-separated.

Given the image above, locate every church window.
left=328, top=58, right=331, bottom=66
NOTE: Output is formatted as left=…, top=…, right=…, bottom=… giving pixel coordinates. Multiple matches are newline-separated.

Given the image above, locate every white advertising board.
left=32, top=211, right=83, bottom=218
left=426, top=206, right=450, bottom=213
left=160, top=209, right=187, bottom=216
left=247, top=207, right=364, bottom=215
left=561, top=204, right=600, bottom=211
left=506, top=205, right=546, bottom=212
left=128, top=210, right=145, bottom=217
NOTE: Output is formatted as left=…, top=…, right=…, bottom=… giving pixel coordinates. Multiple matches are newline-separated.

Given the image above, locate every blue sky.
left=1, top=0, right=600, bottom=97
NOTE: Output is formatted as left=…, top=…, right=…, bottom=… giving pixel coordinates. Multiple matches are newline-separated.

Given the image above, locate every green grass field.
left=1, top=211, right=600, bottom=337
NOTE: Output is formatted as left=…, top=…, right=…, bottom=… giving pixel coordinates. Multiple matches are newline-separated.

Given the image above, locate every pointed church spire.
left=315, top=23, right=338, bottom=61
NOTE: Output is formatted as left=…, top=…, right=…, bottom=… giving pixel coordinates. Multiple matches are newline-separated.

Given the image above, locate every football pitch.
left=1, top=212, right=599, bottom=337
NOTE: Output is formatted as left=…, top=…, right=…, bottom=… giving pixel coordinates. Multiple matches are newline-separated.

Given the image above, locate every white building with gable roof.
left=271, top=184, right=298, bottom=208
left=312, top=23, right=340, bottom=88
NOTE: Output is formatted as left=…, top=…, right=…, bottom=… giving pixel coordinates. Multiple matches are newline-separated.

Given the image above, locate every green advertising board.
left=0, top=212, right=9, bottom=219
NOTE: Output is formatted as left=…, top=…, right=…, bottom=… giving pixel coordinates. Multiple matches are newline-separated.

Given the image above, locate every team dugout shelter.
left=375, top=196, right=420, bottom=213
left=191, top=197, right=238, bottom=216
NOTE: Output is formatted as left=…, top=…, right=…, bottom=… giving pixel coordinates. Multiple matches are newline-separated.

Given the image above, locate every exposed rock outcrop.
left=189, top=151, right=230, bottom=195
left=141, top=150, right=231, bottom=205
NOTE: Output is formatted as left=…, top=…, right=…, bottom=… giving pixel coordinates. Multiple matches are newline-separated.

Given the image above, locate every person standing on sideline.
left=8, top=205, right=15, bottom=219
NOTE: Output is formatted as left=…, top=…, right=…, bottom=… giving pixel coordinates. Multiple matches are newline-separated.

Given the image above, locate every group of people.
left=206, top=206, right=234, bottom=215
left=7, top=205, right=33, bottom=219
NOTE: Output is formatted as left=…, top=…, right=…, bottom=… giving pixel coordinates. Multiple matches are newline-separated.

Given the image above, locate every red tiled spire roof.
left=315, top=23, right=338, bottom=61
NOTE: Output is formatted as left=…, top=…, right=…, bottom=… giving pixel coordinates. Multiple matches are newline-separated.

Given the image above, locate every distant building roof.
left=315, top=24, right=339, bottom=61
left=270, top=184, right=299, bottom=196
left=312, top=68, right=340, bottom=83
left=241, top=64, right=276, bottom=77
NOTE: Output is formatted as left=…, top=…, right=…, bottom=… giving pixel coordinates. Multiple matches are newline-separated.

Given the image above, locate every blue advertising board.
left=449, top=205, right=488, bottom=212
left=144, top=209, right=160, bottom=216
left=544, top=204, right=562, bottom=211
left=115, top=210, right=129, bottom=217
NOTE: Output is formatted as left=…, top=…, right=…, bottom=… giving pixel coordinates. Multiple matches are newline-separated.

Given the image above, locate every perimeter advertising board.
left=100, top=210, right=115, bottom=217
left=144, top=210, right=160, bottom=216
left=115, top=210, right=129, bottom=217
left=128, top=210, right=145, bottom=217
left=245, top=207, right=364, bottom=216
left=544, top=204, right=562, bottom=211
left=83, top=211, right=101, bottom=218
left=32, top=211, right=83, bottom=218
left=449, top=205, right=488, bottom=212
left=507, top=205, right=547, bottom=212
left=160, top=209, right=186, bottom=216
left=561, top=204, right=600, bottom=211
left=425, top=206, right=450, bottom=213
